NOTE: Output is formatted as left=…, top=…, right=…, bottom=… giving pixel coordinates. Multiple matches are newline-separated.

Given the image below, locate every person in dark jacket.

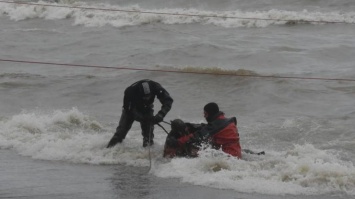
left=166, top=102, right=242, bottom=158
left=107, top=79, right=173, bottom=148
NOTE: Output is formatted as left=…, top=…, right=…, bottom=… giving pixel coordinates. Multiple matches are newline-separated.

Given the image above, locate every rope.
left=0, top=0, right=352, bottom=24
left=157, top=123, right=169, bottom=135
left=144, top=122, right=171, bottom=172
left=162, top=121, right=171, bottom=125
left=147, top=123, right=153, bottom=173
left=1, top=58, right=355, bottom=82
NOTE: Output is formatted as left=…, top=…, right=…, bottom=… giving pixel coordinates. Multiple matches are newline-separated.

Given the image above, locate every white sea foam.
left=0, top=108, right=166, bottom=166
left=0, top=108, right=354, bottom=195
left=154, top=144, right=355, bottom=195
left=1, top=1, right=355, bottom=28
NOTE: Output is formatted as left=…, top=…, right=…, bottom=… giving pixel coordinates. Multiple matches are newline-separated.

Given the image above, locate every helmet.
left=171, top=119, right=187, bottom=135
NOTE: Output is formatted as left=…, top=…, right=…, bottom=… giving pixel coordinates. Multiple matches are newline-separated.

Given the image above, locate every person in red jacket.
left=165, top=102, right=242, bottom=159
left=163, top=119, right=200, bottom=158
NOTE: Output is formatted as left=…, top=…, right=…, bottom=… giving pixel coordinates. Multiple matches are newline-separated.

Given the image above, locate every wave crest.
left=1, top=1, right=354, bottom=27
left=179, top=66, right=259, bottom=76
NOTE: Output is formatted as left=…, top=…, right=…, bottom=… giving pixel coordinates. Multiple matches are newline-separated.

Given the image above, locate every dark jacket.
left=123, top=79, right=173, bottom=117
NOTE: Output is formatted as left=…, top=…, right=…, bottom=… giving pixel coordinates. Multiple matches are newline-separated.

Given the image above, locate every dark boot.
left=107, top=135, right=123, bottom=148
left=140, top=109, right=154, bottom=147
left=143, top=138, right=154, bottom=147
left=107, top=110, right=134, bottom=148
left=141, top=123, right=154, bottom=147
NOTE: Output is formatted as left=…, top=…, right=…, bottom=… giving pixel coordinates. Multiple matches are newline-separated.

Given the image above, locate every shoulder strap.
left=198, top=117, right=235, bottom=139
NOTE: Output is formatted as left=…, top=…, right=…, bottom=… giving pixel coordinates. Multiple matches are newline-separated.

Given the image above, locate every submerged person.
left=165, top=102, right=242, bottom=159
left=107, top=79, right=173, bottom=148
left=163, top=119, right=200, bottom=158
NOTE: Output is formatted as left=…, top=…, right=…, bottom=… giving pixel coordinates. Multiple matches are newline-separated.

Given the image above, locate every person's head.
left=203, top=102, right=219, bottom=122
left=170, top=119, right=187, bottom=136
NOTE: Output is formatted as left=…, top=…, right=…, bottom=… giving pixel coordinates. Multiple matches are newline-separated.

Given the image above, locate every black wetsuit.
left=107, top=79, right=173, bottom=148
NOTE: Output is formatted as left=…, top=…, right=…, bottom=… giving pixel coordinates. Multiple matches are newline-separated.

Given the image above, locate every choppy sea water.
left=1, top=0, right=355, bottom=198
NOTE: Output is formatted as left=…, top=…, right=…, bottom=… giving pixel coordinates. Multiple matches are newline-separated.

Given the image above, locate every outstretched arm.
left=153, top=83, right=173, bottom=123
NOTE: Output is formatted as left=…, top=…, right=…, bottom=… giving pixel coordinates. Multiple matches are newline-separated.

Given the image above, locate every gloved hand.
left=152, top=113, right=164, bottom=124
left=166, top=137, right=179, bottom=147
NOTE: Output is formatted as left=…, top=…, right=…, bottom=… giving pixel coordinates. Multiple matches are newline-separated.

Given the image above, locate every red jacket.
left=210, top=115, right=242, bottom=158
left=163, top=133, right=198, bottom=158
left=179, top=114, right=242, bottom=159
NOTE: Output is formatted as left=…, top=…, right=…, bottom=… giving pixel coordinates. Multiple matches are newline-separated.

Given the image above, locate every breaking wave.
left=1, top=1, right=355, bottom=28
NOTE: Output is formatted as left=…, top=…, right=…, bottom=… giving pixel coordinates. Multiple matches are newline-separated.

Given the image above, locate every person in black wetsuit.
left=106, top=79, right=173, bottom=148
